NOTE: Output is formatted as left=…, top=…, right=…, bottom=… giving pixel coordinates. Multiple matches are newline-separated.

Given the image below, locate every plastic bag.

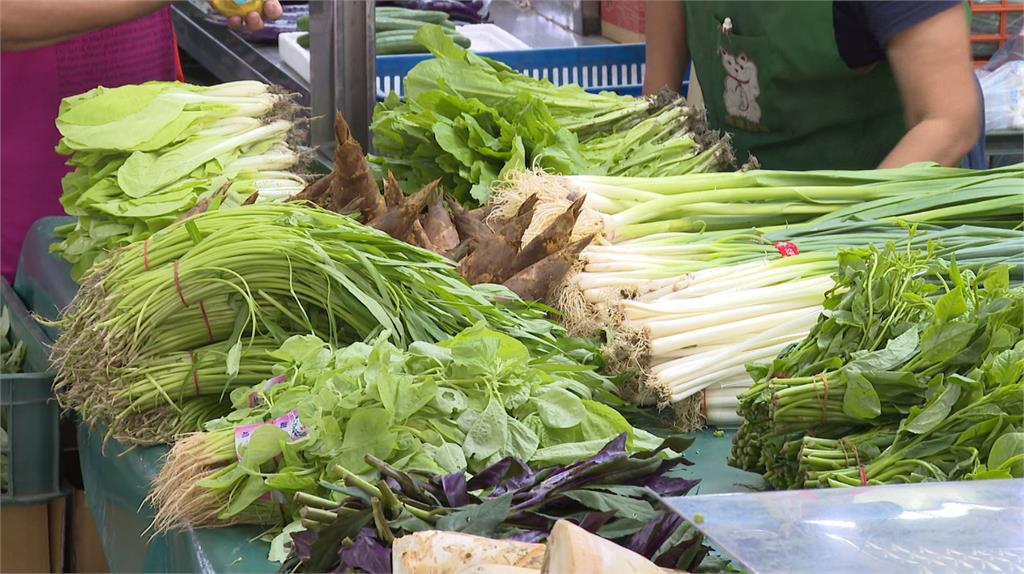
left=977, top=31, right=1024, bottom=131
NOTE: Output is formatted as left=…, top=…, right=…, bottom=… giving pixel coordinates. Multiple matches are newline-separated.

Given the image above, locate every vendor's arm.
left=0, top=0, right=283, bottom=52
left=0, top=0, right=170, bottom=51
left=879, top=6, right=980, bottom=168
left=643, top=0, right=689, bottom=96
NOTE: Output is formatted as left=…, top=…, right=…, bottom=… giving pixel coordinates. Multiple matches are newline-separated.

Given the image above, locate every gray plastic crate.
left=0, top=278, right=61, bottom=504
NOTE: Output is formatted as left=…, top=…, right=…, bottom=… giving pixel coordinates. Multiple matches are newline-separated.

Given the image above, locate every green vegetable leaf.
left=534, top=387, right=587, bottom=429
left=337, top=408, right=395, bottom=473
left=564, top=490, right=657, bottom=522
left=463, top=397, right=509, bottom=460
left=902, top=382, right=961, bottom=435
left=934, top=286, right=967, bottom=322
left=842, top=369, right=882, bottom=420
left=988, top=432, right=1024, bottom=477
left=435, top=493, right=513, bottom=536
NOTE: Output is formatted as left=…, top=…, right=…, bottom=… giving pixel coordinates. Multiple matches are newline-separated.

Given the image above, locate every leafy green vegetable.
left=150, top=323, right=656, bottom=531
left=51, top=81, right=306, bottom=280
left=733, top=242, right=1024, bottom=489
left=369, top=25, right=728, bottom=205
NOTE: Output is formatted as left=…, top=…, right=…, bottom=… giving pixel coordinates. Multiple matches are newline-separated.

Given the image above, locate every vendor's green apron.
left=685, top=1, right=906, bottom=170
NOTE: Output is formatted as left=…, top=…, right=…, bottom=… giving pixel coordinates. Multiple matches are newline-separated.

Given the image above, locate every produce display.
left=370, top=26, right=729, bottom=206
left=732, top=244, right=1024, bottom=488
left=51, top=81, right=306, bottom=279
left=149, top=327, right=666, bottom=530
left=295, top=8, right=471, bottom=53
left=278, top=435, right=704, bottom=572
left=488, top=165, right=1024, bottom=427
left=28, top=34, right=1024, bottom=572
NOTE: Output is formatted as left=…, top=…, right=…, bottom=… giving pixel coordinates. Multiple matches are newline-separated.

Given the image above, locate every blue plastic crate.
left=376, top=43, right=689, bottom=99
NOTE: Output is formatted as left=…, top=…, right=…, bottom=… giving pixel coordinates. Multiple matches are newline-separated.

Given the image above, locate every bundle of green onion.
left=731, top=243, right=1024, bottom=488
left=52, top=203, right=611, bottom=443
left=488, top=164, right=1023, bottom=428
left=51, top=81, right=307, bottom=279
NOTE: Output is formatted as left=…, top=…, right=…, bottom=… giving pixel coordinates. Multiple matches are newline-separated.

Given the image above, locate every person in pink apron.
left=0, top=1, right=283, bottom=280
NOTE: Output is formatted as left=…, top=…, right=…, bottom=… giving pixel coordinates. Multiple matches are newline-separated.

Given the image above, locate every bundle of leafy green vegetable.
left=51, top=80, right=308, bottom=279
left=369, top=26, right=729, bottom=206
left=52, top=203, right=612, bottom=444
left=280, top=433, right=706, bottom=573
left=731, top=242, right=1024, bottom=488
left=148, top=324, right=665, bottom=531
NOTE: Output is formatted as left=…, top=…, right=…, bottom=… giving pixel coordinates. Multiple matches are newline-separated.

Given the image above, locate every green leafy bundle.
left=52, top=203, right=611, bottom=443
left=369, top=26, right=729, bottom=206
left=51, top=81, right=308, bottom=279
left=149, top=325, right=664, bottom=531
left=731, top=242, right=1024, bottom=488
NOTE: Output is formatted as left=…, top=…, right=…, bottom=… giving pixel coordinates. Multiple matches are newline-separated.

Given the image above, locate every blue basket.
left=376, top=43, right=688, bottom=100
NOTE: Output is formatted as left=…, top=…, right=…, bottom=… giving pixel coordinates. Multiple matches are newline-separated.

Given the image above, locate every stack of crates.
left=970, top=0, right=1023, bottom=65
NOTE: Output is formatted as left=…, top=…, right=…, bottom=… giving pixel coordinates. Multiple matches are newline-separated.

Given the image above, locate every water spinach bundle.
left=51, top=81, right=307, bottom=279
left=51, top=203, right=607, bottom=444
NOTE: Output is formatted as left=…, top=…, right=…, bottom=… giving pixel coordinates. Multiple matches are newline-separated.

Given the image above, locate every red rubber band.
left=143, top=239, right=151, bottom=271
left=189, top=350, right=200, bottom=396
left=173, top=259, right=188, bottom=306
left=701, top=389, right=708, bottom=418
left=198, top=301, right=214, bottom=342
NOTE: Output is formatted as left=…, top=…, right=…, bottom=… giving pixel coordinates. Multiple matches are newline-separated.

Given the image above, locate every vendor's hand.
left=211, top=0, right=283, bottom=32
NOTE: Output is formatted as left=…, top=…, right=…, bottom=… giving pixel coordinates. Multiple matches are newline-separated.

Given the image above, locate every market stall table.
left=15, top=215, right=764, bottom=572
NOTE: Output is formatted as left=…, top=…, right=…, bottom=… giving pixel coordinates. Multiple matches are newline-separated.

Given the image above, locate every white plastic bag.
left=979, top=60, right=1024, bottom=131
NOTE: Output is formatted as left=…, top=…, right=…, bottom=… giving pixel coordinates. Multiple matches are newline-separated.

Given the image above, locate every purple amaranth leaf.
left=440, top=472, right=472, bottom=507
left=504, top=510, right=550, bottom=531
left=466, top=457, right=532, bottom=492
left=577, top=510, right=616, bottom=533
left=622, top=509, right=679, bottom=556
left=637, top=475, right=700, bottom=497
left=289, top=529, right=320, bottom=561
left=654, top=534, right=703, bottom=569
left=624, top=512, right=684, bottom=558
left=512, top=434, right=630, bottom=512
left=336, top=528, right=391, bottom=574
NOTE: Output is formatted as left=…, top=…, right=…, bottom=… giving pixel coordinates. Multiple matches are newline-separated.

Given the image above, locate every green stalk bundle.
left=52, top=203, right=607, bottom=444
left=731, top=243, right=1024, bottom=489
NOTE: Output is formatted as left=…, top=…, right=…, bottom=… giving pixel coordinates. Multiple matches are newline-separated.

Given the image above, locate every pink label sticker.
left=773, top=241, right=800, bottom=257
left=234, top=409, right=308, bottom=460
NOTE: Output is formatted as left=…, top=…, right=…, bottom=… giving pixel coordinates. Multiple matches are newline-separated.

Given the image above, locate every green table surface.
left=19, top=216, right=762, bottom=572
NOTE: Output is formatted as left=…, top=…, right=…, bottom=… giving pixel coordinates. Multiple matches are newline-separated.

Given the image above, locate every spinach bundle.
left=731, top=242, right=1024, bottom=488
left=369, top=26, right=729, bottom=206
left=51, top=81, right=307, bottom=279
left=284, top=433, right=706, bottom=573
left=149, top=326, right=665, bottom=532
left=52, top=203, right=611, bottom=443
